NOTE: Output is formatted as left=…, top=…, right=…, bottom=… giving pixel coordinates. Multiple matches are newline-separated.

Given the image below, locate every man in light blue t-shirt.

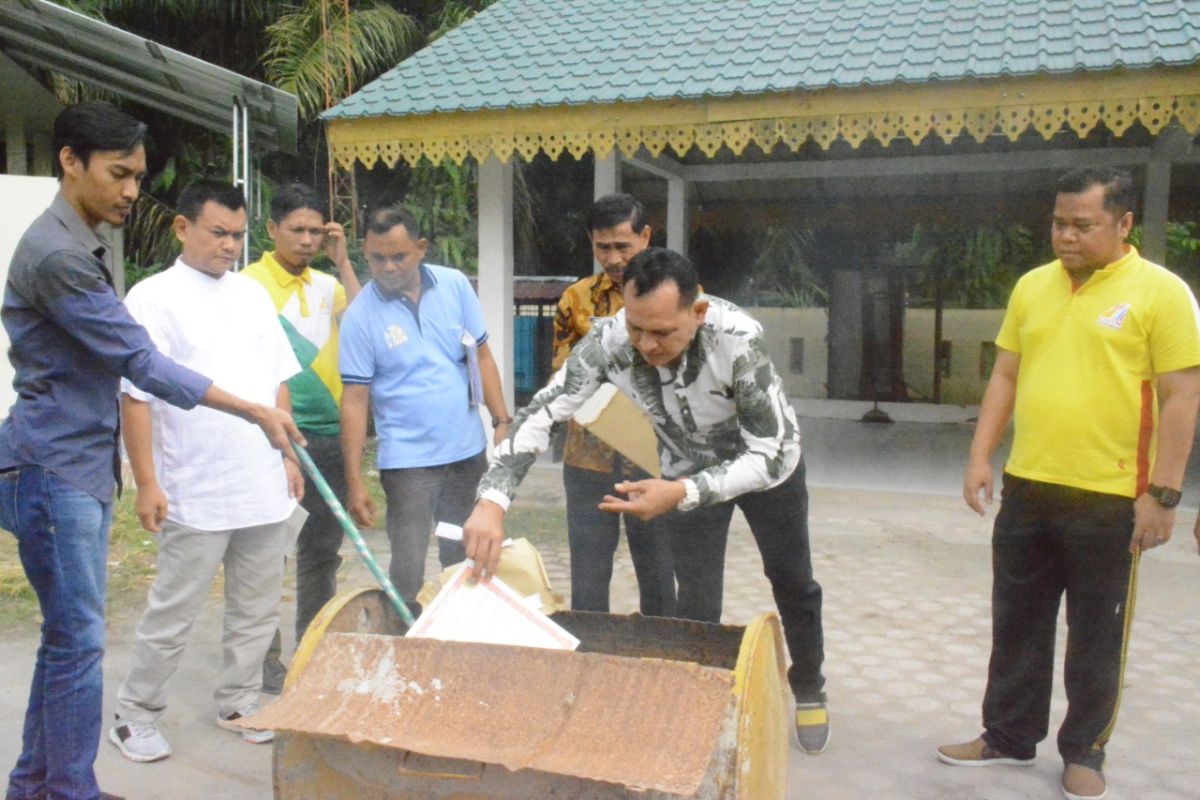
left=339, top=206, right=511, bottom=602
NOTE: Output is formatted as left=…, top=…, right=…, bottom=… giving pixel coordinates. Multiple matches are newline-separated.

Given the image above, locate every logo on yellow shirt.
left=1097, top=302, right=1131, bottom=331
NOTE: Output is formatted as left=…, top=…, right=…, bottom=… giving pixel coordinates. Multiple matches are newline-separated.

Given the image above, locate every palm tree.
left=426, top=0, right=492, bottom=41
left=50, top=0, right=511, bottom=277
left=66, top=0, right=293, bottom=79
left=263, top=1, right=423, bottom=122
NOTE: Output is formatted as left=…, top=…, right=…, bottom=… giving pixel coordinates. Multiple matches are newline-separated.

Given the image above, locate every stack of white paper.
left=406, top=563, right=580, bottom=651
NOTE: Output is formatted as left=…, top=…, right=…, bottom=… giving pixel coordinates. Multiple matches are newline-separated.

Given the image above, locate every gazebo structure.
left=323, top=0, right=1200, bottom=408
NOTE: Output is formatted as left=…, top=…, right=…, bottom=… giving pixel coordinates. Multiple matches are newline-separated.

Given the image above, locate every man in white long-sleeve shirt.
left=108, top=181, right=303, bottom=763
left=464, top=247, right=829, bottom=753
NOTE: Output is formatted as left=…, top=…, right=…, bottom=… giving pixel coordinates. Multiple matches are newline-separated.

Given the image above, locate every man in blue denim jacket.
left=0, top=102, right=301, bottom=800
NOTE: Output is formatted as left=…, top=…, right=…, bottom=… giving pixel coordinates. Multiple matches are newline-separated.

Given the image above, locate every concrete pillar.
left=477, top=155, right=515, bottom=414
left=31, top=132, right=53, bottom=176
left=1141, top=125, right=1192, bottom=265
left=1142, top=160, right=1170, bottom=265
left=594, top=151, right=621, bottom=199
left=666, top=175, right=688, bottom=256
left=6, top=115, right=27, bottom=176
left=592, top=152, right=622, bottom=273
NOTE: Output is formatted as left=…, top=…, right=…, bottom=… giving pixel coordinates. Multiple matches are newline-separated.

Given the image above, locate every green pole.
left=292, top=443, right=416, bottom=628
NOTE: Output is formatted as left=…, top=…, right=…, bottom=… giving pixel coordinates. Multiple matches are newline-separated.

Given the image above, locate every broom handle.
left=292, top=443, right=416, bottom=627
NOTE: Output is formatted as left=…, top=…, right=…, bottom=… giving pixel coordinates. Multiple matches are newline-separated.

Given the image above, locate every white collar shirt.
left=121, top=260, right=301, bottom=530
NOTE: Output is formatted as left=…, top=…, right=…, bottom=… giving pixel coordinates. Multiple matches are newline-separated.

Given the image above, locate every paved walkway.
left=2, top=428, right=1198, bottom=799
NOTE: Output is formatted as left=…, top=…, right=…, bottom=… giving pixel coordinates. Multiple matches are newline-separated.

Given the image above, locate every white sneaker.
left=109, top=717, right=172, bottom=762
left=217, top=704, right=274, bottom=744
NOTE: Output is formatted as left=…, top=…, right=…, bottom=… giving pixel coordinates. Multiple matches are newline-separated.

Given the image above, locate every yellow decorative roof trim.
left=326, top=68, right=1200, bottom=168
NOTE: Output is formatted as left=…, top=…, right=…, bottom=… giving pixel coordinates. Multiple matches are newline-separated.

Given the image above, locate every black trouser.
left=293, top=433, right=350, bottom=640
left=264, top=433, right=349, bottom=684
left=666, top=459, right=825, bottom=703
left=982, top=474, right=1139, bottom=771
left=563, top=463, right=676, bottom=616
left=380, top=451, right=488, bottom=601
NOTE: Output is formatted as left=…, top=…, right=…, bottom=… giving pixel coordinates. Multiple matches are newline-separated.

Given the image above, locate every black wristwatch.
left=1146, top=484, right=1182, bottom=509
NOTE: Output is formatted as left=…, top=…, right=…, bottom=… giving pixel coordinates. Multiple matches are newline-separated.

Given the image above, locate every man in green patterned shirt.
left=243, top=184, right=360, bottom=692
left=464, top=247, right=830, bottom=754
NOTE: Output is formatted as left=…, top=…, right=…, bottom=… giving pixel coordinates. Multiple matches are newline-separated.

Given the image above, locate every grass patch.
left=0, top=490, right=159, bottom=631
left=0, top=536, right=35, bottom=625
left=506, top=502, right=567, bottom=551
left=0, top=442, right=391, bottom=632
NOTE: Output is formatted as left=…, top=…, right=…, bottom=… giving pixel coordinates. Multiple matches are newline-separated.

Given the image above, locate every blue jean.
left=0, top=466, right=112, bottom=800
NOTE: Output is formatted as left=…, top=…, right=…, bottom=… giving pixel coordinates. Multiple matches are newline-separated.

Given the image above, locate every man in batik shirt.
left=552, top=193, right=675, bottom=617
left=465, top=247, right=830, bottom=754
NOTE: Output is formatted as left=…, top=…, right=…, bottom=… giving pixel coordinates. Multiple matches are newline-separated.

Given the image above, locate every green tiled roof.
left=325, top=0, right=1200, bottom=120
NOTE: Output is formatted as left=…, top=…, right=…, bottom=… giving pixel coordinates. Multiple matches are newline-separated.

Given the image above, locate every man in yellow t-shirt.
left=552, top=193, right=675, bottom=617
left=938, top=168, right=1200, bottom=800
left=242, top=184, right=361, bottom=692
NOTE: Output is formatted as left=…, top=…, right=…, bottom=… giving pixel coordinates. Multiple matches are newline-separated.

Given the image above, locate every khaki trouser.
left=116, top=515, right=292, bottom=720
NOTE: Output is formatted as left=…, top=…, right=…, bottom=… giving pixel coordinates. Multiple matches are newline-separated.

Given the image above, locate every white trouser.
left=116, top=516, right=289, bottom=720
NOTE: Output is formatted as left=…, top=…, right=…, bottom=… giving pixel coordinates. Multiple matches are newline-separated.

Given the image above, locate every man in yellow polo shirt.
left=242, top=184, right=361, bottom=692
left=938, top=168, right=1200, bottom=800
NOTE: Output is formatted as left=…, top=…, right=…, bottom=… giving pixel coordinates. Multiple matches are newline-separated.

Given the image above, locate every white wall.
left=903, top=309, right=1006, bottom=405
left=0, top=176, right=60, bottom=415
left=746, top=305, right=1003, bottom=406
left=749, top=307, right=829, bottom=398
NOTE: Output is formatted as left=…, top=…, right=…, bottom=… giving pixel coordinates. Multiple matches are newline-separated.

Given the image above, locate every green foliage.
left=406, top=159, right=479, bottom=272
left=65, top=0, right=292, bottom=79
left=1168, top=221, right=1200, bottom=258
left=123, top=258, right=164, bottom=290
left=1128, top=221, right=1200, bottom=286
left=149, top=157, right=177, bottom=195
left=123, top=192, right=178, bottom=285
left=743, top=223, right=828, bottom=308
left=264, top=1, right=422, bottom=122
left=714, top=221, right=828, bottom=308
left=68, top=0, right=286, bottom=26
left=427, top=0, right=496, bottom=41
left=900, top=223, right=1035, bottom=309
